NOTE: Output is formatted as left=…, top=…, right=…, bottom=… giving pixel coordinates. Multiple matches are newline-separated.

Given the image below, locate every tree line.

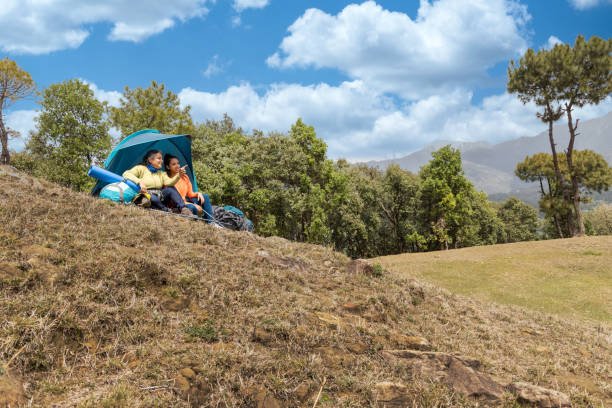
left=1, top=34, right=610, bottom=257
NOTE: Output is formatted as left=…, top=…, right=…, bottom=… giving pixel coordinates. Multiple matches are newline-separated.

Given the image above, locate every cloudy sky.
left=3, top=0, right=611, bottom=160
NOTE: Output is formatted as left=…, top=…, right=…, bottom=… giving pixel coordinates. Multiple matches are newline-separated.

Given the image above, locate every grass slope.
left=375, top=237, right=612, bottom=323
left=0, top=166, right=610, bottom=407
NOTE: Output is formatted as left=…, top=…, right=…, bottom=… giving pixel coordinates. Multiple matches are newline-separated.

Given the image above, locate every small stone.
left=324, top=260, right=332, bottom=267
left=381, top=350, right=504, bottom=402
left=253, top=388, right=282, bottom=408
left=0, top=373, right=26, bottom=407
left=252, top=327, right=275, bottom=344
left=294, top=382, right=310, bottom=401
left=346, top=259, right=375, bottom=276
left=315, top=311, right=343, bottom=327
left=180, top=367, right=196, bottom=379
left=174, top=375, right=190, bottom=392
left=374, top=382, right=409, bottom=407
left=389, top=333, right=431, bottom=350
left=316, top=347, right=355, bottom=368
left=507, top=382, right=571, bottom=408
left=127, top=359, right=140, bottom=369
left=162, top=296, right=191, bottom=312
left=341, top=302, right=364, bottom=313
left=346, top=341, right=369, bottom=354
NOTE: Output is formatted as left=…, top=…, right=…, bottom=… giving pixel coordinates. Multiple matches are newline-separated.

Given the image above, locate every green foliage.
left=516, top=150, right=611, bottom=238
left=497, top=197, right=539, bottom=243
left=185, top=320, right=219, bottom=342
left=508, top=35, right=612, bottom=236
left=584, top=203, right=612, bottom=236
left=25, top=79, right=110, bottom=191
left=418, top=146, right=502, bottom=250
left=371, top=263, right=384, bottom=278
left=380, top=165, right=420, bottom=253
left=0, top=57, right=36, bottom=164
left=109, top=80, right=194, bottom=136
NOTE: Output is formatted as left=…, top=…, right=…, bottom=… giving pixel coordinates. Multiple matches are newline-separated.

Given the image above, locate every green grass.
left=375, top=236, right=612, bottom=323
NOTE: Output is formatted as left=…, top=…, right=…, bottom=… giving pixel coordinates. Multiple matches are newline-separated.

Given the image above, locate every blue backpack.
left=99, top=182, right=138, bottom=204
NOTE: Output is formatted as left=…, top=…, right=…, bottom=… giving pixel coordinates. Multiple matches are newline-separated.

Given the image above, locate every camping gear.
left=212, top=205, right=254, bottom=231
left=88, top=165, right=141, bottom=192
left=99, top=182, right=138, bottom=204
left=91, top=129, right=197, bottom=196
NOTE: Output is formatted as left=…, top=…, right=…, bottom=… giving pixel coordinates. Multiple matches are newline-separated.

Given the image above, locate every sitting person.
left=123, top=149, right=190, bottom=215
left=164, top=154, right=214, bottom=222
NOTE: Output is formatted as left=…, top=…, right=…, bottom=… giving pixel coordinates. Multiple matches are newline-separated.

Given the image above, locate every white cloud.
left=179, top=81, right=612, bottom=161
left=568, top=0, right=612, bottom=9
left=6, top=110, right=39, bottom=152
left=233, top=0, right=270, bottom=12
left=202, top=55, right=224, bottom=78
left=543, top=35, right=563, bottom=49
left=267, top=0, right=530, bottom=99
left=82, top=81, right=122, bottom=107
left=0, top=0, right=210, bottom=54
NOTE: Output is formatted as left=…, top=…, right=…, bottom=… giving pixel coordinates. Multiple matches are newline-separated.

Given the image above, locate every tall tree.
left=418, top=146, right=501, bottom=250
left=497, top=197, right=539, bottom=243
left=508, top=48, right=565, bottom=199
left=508, top=35, right=612, bottom=236
left=379, top=165, right=420, bottom=254
left=109, top=81, right=194, bottom=136
left=516, top=150, right=611, bottom=238
left=0, top=58, right=35, bottom=164
left=26, top=79, right=111, bottom=191
left=551, top=36, right=612, bottom=235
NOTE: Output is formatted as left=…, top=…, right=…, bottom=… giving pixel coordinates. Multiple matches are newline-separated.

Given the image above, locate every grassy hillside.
left=375, top=237, right=612, bottom=323
left=1, top=166, right=610, bottom=407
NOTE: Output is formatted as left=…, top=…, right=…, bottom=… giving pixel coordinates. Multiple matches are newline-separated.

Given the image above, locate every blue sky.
left=2, top=0, right=611, bottom=160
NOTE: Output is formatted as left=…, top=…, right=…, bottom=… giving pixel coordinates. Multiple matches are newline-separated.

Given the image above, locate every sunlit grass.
left=376, top=236, right=612, bottom=322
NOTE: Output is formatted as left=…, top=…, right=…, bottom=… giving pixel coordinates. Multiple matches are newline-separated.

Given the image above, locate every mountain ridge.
left=365, top=111, right=612, bottom=200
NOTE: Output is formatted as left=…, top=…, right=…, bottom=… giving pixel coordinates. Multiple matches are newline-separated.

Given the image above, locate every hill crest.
left=0, top=166, right=609, bottom=407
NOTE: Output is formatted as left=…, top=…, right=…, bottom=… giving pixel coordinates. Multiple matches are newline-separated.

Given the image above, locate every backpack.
left=212, top=205, right=254, bottom=231
left=99, top=182, right=138, bottom=204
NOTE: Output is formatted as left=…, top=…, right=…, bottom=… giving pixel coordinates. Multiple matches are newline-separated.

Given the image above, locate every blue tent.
left=92, top=129, right=199, bottom=196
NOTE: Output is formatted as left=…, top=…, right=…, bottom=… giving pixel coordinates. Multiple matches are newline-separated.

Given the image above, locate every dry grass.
left=1, top=166, right=611, bottom=407
left=375, top=237, right=612, bottom=322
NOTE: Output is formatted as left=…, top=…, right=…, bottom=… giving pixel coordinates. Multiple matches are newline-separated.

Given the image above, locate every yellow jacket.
left=122, top=165, right=180, bottom=189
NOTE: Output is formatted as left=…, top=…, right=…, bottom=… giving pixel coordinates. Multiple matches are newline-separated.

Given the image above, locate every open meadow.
left=376, top=236, right=612, bottom=323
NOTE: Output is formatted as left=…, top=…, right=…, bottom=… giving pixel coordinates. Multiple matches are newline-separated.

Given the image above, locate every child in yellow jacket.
left=123, top=149, right=189, bottom=214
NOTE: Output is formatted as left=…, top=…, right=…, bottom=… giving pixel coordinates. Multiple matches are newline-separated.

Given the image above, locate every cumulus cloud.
left=267, top=0, right=530, bottom=99
left=0, top=0, right=210, bottom=54
left=543, top=35, right=563, bottom=49
left=82, top=81, right=123, bottom=107
left=179, top=81, right=612, bottom=160
left=6, top=110, right=39, bottom=152
left=568, top=0, right=612, bottom=9
left=233, top=0, right=271, bottom=12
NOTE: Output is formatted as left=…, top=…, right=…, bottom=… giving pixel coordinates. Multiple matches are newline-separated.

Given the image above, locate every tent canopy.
left=92, top=129, right=198, bottom=196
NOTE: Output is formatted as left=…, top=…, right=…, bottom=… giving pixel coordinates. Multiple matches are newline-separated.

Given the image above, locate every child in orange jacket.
left=164, top=154, right=214, bottom=221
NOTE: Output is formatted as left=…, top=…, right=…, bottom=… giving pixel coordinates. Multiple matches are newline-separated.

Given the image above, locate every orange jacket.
left=174, top=174, right=198, bottom=201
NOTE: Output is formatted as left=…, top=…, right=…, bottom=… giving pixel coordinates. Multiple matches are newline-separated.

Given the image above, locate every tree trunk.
left=544, top=108, right=574, bottom=235
left=565, top=106, right=585, bottom=236
left=0, top=114, right=10, bottom=165
left=546, top=116, right=564, bottom=191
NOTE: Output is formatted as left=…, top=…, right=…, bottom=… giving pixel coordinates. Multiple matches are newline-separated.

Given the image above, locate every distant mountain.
left=365, top=111, right=612, bottom=205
